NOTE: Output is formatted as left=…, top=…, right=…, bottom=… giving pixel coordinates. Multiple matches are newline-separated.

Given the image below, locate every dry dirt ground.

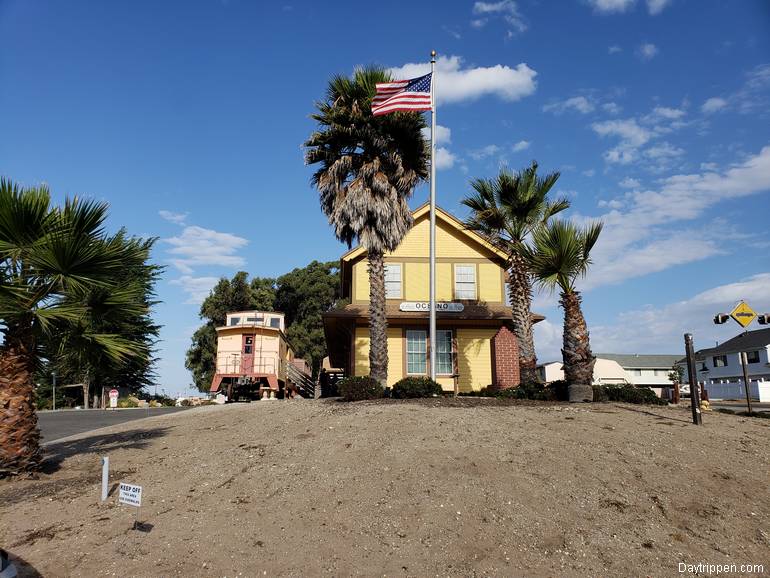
left=2, top=399, right=769, bottom=577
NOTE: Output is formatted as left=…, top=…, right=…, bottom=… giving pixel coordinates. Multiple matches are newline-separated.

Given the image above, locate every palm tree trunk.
left=367, top=251, right=388, bottom=386
left=0, top=330, right=42, bottom=476
left=560, top=290, right=595, bottom=385
left=508, top=254, right=538, bottom=383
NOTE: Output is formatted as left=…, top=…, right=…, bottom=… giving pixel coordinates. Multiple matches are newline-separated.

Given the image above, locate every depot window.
left=406, top=330, right=427, bottom=374
left=435, top=330, right=454, bottom=376
left=454, top=264, right=476, bottom=300
left=384, top=263, right=402, bottom=299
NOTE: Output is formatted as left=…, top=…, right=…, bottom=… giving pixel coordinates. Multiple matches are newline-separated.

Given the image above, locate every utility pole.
left=740, top=352, right=754, bottom=415
left=684, top=333, right=702, bottom=425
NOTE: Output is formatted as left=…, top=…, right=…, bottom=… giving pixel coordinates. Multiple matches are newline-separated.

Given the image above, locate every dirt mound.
left=1, top=400, right=768, bottom=576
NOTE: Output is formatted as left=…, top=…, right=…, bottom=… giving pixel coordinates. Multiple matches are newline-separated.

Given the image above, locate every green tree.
left=275, top=260, right=340, bottom=378
left=185, top=272, right=276, bottom=392
left=462, top=162, right=569, bottom=383
left=49, top=236, right=161, bottom=406
left=0, top=179, right=157, bottom=475
left=521, top=219, right=603, bottom=390
left=305, top=67, right=429, bottom=386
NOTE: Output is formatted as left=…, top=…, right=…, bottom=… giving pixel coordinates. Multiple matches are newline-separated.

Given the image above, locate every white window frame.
left=406, top=330, right=427, bottom=375
left=454, top=264, right=476, bottom=300
left=384, top=263, right=402, bottom=299
left=435, top=329, right=454, bottom=376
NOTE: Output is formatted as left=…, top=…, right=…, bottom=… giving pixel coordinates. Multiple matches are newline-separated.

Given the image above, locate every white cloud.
left=591, top=273, right=770, bottom=355
left=582, top=145, right=770, bottom=289
left=646, top=0, right=671, bottom=15
left=435, top=147, right=457, bottom=170
left=619, top=177, right=640, bottom=188
left=701, top=97, right=728, bottom=114
left=164, top=226, right=248, bottom=273
left=472, top=0, right=527, bottom=34
left=700, top=162, right=718, bottom=171
left=512, top=140, right=530, bottom=152
left=588, top=0, right=635, bottom=13
left=608, top=45, right=622, bottom=54
left=582, top=168, right=596, bottom=177
left=636, top=43, right=659, bottom=60
left=389, top=55, right=537, bottom=105
left=591, top=118, right=653, bottom=164
left=169, top=275, right=221, bottom=305
left=644, top=141, right=685, bottom=161
left=159, top=210, right=188, bottom=225
left=543, top=95, right=595, bottom=115
left=649, top=106, right=685, bottom=120
left=423, top=124, right=452, bottom=146
left=468, top=144, right=500, bottom=161
left=602, top=102, right=622, bottom=114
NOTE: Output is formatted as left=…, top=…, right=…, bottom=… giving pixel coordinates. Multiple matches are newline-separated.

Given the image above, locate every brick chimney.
left=491, top=325, right=520, bottom=389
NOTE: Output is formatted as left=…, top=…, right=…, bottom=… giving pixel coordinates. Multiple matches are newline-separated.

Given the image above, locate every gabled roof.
left=340, top=202, right=509, bottom=262
left=692, top=328, right=770, bottom=358
left=594, top=353, right=682, bottom=369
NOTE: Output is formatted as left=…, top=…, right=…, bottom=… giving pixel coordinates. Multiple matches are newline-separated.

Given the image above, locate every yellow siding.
left=390, top=217, right=490, bottom=259
left=354, top=327, right=404, bottom=385
left=353, top=259, right=369, bottom=301
left=436, top=376, right=455, bottom=392
left=436, top=262, right=452, bottom=301
left=456, top=328, right=497, bottom=392
left=479, top=263, right=503, bottom=302
left=404, top=262, right=428, bottom=301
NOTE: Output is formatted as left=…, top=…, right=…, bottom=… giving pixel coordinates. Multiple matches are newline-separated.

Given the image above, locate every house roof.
left=324, top=301, right=544, bottom=322
left=594, top=353, right=682, bottom=369
left=691, top=328, right=770, bottom=358
left=339, top=202, right=509, bottom=262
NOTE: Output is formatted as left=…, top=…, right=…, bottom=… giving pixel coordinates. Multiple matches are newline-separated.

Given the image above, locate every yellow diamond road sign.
left=730, top=301, right=757, bottom=328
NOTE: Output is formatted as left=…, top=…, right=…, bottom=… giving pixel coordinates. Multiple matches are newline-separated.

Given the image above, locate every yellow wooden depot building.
left=323, top=203, right=544, bottom=392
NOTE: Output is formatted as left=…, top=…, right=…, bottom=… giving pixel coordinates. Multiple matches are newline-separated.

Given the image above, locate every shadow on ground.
left=4, top=551, right=43, bottom=578
left=0, top=428, right=172, bottom=507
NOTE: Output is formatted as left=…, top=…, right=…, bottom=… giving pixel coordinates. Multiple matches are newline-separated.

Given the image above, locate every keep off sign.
left=118, top=483, right=143, bottom=507
left=109, top=388, right=119, bottom=408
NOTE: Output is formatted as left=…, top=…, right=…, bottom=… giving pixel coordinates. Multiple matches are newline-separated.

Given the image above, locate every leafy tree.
left=521, top=219, right=603, bottom=388
left=305, top=67, right=429, bottom=386
left=462, top=162, right=569, bottom=383
left=275, top=261, right=340, bottom=378
left=185, top=272, right=276, bottom=392
left=0, top=179, right=157, bottom=475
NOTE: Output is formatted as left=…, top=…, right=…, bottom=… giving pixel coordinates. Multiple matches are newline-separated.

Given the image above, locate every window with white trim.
left=384, top=263, right=402, bottom=299
left=454, top=264, right=476, bottom=299
left=406, top=330, right=427, bottom=374
left=436, top=330, right=454, bottom=375
left=746, top=350, right=760, bottom=364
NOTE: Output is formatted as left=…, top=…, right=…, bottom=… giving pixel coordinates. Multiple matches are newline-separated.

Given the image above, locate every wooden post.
left=740, top=351, right=754, bottom=415
left=684, top=333, right=702, bottom=425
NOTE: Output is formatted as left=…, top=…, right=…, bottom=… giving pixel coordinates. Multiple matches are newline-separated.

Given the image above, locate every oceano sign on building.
left=399, top=302, right=465, bottom=313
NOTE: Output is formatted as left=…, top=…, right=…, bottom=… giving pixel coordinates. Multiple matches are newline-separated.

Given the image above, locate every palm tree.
left=522, top=219, right=603, bottom=399
left=305, top=67, right=429, bottom=386
left=0, top=179, right=150, bottom=475
left=462, top=162, right=569, bottom=383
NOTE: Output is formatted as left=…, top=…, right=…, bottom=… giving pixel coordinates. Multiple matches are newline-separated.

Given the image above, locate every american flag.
left=371, top=72, right=433, bottom=116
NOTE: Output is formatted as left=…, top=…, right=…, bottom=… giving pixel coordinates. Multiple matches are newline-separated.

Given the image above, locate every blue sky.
left=2, top=0, right=769, bottom=394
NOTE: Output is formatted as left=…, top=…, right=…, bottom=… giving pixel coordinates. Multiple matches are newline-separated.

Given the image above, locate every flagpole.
left=429, top=50, right=437, bottom=382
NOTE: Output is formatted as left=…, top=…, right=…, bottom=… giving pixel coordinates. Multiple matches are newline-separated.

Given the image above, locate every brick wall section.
left=492, top=325, right=520, bottom=389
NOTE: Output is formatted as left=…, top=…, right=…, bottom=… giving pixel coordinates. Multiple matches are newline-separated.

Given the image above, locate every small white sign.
left=399, top=301, right=465, bottom=312
left=119, top=483, right=143, bottom=507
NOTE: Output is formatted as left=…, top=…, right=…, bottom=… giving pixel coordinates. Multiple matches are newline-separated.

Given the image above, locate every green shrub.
left=117, top=397, right=139, bottom=408
left=595, top=384, right=668, bottom=405
left=592, top=384, right=609, bottom=402
left=392, top=376, right=443, bottom=399
left=547, top=380, right=570, bottom=401
left=337, top=376, right=384, bottom=402
left=180, top=398, right=192, bottom=407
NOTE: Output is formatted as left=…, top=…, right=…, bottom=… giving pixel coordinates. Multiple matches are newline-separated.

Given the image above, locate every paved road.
left=38, top=407, right=193, bottom=443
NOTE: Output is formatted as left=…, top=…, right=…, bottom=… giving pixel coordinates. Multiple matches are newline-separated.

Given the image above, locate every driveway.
left=37, top=407, right=194, bottom=443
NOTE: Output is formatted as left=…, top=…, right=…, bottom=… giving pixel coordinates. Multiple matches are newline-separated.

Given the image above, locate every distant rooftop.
left=692, top=327, right=770, bottom=359
left=594, top=353, right=682, bottom=369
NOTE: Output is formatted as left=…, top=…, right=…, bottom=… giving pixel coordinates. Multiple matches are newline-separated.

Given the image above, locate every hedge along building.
left=323, top=203, right=544, bottom=393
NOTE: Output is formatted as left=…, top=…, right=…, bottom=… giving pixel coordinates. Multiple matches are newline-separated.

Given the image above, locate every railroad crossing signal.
left=730, top=301, right=757, bottom=328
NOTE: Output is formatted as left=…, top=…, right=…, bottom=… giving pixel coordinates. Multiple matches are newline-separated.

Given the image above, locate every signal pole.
left=684, top=333, right=702, bottom=426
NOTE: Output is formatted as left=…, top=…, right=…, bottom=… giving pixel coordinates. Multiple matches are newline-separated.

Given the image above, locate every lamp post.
left=52, top=371, right=57, bottom=411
